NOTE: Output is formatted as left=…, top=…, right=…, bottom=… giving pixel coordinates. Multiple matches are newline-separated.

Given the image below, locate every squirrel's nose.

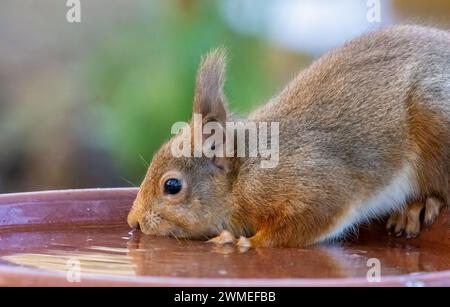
left=128, top=198, right=145, bottom=230
left=127, top=215, right=140, bottom=230
left=130, top=220, right=140, bottom=230
left=127, top=210, right=141, bottom=230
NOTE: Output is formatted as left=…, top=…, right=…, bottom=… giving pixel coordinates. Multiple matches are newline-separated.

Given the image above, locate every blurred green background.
left=0, top=0, right=449, bottom=192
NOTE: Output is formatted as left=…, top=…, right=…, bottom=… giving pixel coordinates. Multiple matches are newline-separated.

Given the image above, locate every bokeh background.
left=0, top=0, right=449, bottom=193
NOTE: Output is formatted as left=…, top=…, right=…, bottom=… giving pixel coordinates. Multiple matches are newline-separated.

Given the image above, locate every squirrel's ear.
left=193, top=48, right=228, bottom=124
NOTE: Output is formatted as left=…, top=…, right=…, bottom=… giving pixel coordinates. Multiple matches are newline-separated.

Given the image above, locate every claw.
left=406, top=232, right=418, bottom=239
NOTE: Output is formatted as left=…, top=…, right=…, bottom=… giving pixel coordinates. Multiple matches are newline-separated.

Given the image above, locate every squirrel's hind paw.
left=386, top=197, right=444, bottom=238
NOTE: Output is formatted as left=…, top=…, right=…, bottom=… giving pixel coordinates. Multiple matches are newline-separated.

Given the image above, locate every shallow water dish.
left=0, top=188, right=449, bottom=286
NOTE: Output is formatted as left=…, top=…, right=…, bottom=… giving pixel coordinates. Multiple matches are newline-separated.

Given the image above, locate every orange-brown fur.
left=128, top=25, right=450, bottom=247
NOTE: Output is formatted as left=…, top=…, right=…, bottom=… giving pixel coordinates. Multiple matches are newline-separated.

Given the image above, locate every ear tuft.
left=194, top=48, right=228, bottom=123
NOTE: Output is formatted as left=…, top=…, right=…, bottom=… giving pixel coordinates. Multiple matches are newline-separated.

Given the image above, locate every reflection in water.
left=125, top=232, right=368, bottom=278
left=1, top=225, right=449, bottom=280
left=3, top=251, right=136, bottom=276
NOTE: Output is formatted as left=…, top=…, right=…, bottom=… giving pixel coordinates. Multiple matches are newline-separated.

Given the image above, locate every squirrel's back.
left=247, top=25, right=450, bottom=177
left=250, top=25, right=450, bottom=123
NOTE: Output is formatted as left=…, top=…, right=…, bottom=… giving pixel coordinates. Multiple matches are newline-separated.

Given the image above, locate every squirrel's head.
left=127, top=49, right=239, bottom=239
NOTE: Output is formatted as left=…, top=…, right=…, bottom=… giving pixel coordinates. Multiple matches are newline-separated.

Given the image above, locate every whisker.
left=120, top=176, right=137, bottom=187
left=139, top=154, right=150, bottom=168
left=196, top=230, right=211, bottom=241
left=168, top=230, right=181, bottom=244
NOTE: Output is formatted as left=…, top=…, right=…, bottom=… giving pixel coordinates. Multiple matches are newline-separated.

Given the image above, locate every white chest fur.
left=318, top=161, right=418, bottom=243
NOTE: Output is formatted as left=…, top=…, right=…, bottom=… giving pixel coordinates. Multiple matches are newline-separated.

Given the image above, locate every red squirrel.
left=127, top=25, right=450, bottom=248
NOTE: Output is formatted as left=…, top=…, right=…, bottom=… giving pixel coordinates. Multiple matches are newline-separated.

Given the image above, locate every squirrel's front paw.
left=207, top=230, right=236, bottom=245
left=386, top=197, right=444, bottom=238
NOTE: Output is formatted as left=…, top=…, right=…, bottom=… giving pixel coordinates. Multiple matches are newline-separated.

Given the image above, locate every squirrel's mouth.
left=140, top=211, right=218, bottom=241
left=140, top=211, right=193, bottom=238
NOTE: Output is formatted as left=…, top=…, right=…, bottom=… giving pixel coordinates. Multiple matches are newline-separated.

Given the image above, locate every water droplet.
left=218, top=270, right=227, bottom=276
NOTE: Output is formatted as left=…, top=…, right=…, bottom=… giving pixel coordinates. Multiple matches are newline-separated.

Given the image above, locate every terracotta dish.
left=0, top=188, right=449, bottom=286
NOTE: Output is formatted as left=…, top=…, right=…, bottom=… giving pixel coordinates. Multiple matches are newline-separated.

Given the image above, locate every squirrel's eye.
left=164, top=178, right=182, bottom=195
